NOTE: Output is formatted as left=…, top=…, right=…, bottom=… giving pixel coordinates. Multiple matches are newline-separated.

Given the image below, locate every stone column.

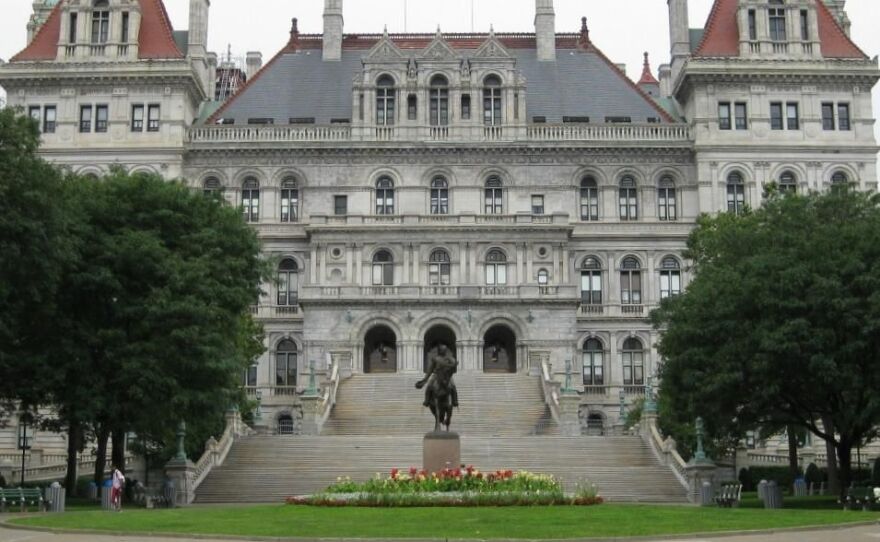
left=318, top=244, right=326, bottom=284
left=413, top=245, right=421, bottom=284
left=458, top=242, right=467, bottom=284
left=561, top=246, right=569, bottom=284
left=310, top=246, right=318, bottom=285
left=346, top=243, right=354, bottom=283
left=403, top=243, right=411, bottom=284
left=526, top=243, right=534, bottom=285
left=355, top=245, right=363, bottom=286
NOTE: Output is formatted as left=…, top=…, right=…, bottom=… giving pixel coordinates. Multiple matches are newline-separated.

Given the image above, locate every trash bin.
left=793, top=478, right=807, bottom=497
left=764, top=481, right=784, bottom=509
left=163, top=479, right=176, bottom=508
left=101, top=479, right=113, bottom=511
left=699, top=481, right=714, bottom=506
left=757, top=479, right=768, bottom=502
left=87, top=481, right=98, bottom=501
left=45, top=483, right=65, bottom=513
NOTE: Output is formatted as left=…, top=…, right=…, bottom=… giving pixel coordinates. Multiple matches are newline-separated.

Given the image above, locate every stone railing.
left=188, top=123, right=691, bottom=145
left=578, top=304, right=658, bottom=318
left=643, top=415, right=689, bottom=490
left=249, top=304, right=302, bottom=320
left=315, top=358, right=342, bottom=434
left=191, top=410, right=248, bottom=492
left=307, top=213, right=571, bottom=227
left=540, top=359, right=562, bottom=424
left=300, top=284, right=579, bottom=303
left=7, top=456, right=128, bottom=484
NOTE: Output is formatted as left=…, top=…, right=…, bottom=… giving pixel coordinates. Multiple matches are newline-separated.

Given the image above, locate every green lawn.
left=9, top=504, right=880, bottom=539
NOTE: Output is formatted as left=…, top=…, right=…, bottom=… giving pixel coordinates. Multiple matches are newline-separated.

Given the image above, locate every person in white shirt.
left=111, top=466, right=125, bottom=512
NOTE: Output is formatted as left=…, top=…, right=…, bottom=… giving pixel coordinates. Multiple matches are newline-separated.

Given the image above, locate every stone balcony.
left=249, top=304, right=303, bottom=321
left=298, top=284, right=580, bottom=306
left=188, top=122, right=692, bottom=146
left=577, top=303, right=659, bottom=319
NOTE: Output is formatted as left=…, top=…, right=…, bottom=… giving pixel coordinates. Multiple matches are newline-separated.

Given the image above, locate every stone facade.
left=0, top=0, right=877, bottom=440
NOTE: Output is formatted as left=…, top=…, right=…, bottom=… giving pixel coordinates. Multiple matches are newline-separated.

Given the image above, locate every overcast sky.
left=1, top=0, right=878, bottom=168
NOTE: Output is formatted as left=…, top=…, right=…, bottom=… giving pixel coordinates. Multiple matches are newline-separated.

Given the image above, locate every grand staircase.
left=195, top=373, right=688, bottom=503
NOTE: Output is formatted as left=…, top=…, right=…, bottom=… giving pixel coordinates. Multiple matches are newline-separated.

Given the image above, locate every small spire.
left=638, top=51, right=660, bottom=85
left=436, top=25, right=442, bottom=38
left=287, top=18, right=300, bottom=51
left=578, top=17, right=590, bottom=49
left=489, top=24, right=495, bottom=38
left=383, top=24, right=389, bottom=38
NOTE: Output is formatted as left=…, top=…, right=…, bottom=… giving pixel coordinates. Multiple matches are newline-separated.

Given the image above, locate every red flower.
left=390, top=468, right=399, bottom=479
left=409, top=467, right=418, bottom=476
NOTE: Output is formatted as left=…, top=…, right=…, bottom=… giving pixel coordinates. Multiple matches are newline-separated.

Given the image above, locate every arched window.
left=619, top=176, right=638, bottom=221
left=483, top=75, right=503, bottom=126
left=280, top=177, right=299, bottom=223
left=242, top=178, right=260, bottom=223
left=372, top=250, right=394, bottom=286
left=582, top=338, right=604, bottom=386
left=620, top=257, right=642, bottom=305
left=203, top=177, right=222, bottom=197
left=275, top=339, right=297, bottom=387
left=779, top=170, right=797, bottom=193
left=485, top=249, right=507, bottom=286
left=91, top=0, right=110, bottom=44
left=537, top=269, right=549, bottom=286
left=375, top=176, right=395, bottom=215
left=831, top=171, right=848, bottom=185
left=277, top=414, right=295, bottom=435
left=727, top=171, right=745, bottom=215
left=429, top=249, right=451, bottom=286
left=376, top=75, right=396, bottom=126
left=430, top=177, right=449, bottom=215
left=485, top=176, right=503, bottom=215
left=580, top=176, right=599, bottom=222
left=659, top=257, right=681, bottom=299
left=622, top=337, right=644, bottom=386
left=658, top=176, right=676, bottom=221
left=277, top=259, right=299, bottom=307
left=429, top=75, right=449, bottom=126
left=580, top=257, right=603, bottom=305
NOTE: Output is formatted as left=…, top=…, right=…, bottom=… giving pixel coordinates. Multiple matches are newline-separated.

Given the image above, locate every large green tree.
left=653, top=187, right=880, bottom=493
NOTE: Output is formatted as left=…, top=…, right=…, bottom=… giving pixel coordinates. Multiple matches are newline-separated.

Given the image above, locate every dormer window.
left=91, top=0, right=110, bottom=44
left=483, top=75, right=503, bottom=126
left=768, top=0, right=786, bottom=42
left=376, top=75, right=396, bottom=126
left=429, top=75, right=449, bottom=126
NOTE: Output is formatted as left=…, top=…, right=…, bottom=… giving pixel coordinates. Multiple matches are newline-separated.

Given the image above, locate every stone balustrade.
left=298, top=284, right=579, bottom=304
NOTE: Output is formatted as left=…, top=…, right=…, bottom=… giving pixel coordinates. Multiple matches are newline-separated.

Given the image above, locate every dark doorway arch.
left=483, top=324, right=517, bottom=373
left=424, top=325, right=457, bottom=372
left=364, top=325, right=397, bottom=373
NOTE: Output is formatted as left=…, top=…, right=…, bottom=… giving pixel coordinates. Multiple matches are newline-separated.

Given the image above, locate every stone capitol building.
left=0, top=0, right=877, bottom=502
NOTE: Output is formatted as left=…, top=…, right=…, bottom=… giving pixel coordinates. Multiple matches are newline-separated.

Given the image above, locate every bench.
left=843, top=486, right=878, bottom=511
left=0, top=488, right=47, bottom=513
left=714, top=483, right=742, bottom=508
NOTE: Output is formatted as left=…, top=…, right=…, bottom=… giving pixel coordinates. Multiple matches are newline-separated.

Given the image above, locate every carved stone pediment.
left=472, top=33, right=513, bottom=60
left=365, top=34, right=406, bottom=62
left=420, top=31, right=460, bottom=61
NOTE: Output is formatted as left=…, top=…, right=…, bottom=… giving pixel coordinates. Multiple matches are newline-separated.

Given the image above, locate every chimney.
left=667, top=0, right=690, bottom=86
left=246, top=51, right=263, bottom=80
left=323, top=0, right=344, bottom=61
left=535, top=0, right=556, bottom=61
left=207, top=52, right=218, bottom=100
left=188, top=0, right=210, bottom=58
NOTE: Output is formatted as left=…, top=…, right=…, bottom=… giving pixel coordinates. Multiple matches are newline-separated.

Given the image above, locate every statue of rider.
left=416, top=342, right=459, bottom=408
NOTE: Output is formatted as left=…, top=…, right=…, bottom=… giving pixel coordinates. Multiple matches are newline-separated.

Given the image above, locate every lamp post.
left=17, top=416, right=32, bottom=487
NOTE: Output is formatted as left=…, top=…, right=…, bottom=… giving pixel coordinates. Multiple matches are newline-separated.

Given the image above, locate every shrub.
left=738, top=466, right=803, bottom=491
left=805, top=463, right=824, bottom=487
left=873, top=458, right=880, bottom=486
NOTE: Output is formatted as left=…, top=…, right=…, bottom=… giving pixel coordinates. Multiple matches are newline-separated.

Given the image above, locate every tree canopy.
left=652, top=187, right=880, bottom=491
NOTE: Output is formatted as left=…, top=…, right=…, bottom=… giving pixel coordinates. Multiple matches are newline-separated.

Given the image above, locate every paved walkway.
left=1, top=522, right=880, bottom=542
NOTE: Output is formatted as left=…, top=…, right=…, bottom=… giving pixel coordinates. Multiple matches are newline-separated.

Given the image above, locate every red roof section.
left=694, top=0, right=866, bottom=59
left=11, top=0, right=183, bottom=62
left=638, top=52, right=660, bottom=85
left=293, top=33, right=584, bottom=51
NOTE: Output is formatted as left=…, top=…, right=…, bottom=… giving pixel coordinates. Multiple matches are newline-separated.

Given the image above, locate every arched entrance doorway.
left=364, top=325, right=397, bottom=373
left=483, top=324, right=517, bottom=373
left=424, top=325, right=457, bottom=372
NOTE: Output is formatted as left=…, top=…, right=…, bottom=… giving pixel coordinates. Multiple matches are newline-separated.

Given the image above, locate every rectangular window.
left=531, top=195, right=544, bottom=215
left=95, top=104, right=108, bottom=133
left=748, top=10, right=757, bottom=41
left=838, top=103, right=851, bottom=131
left=147, top=104, right=160, bottom=132
left=28, top=106, right=42, bottom=127
left=513, top=93, right=519, bottom=120
left=770, top=102, right=783, bottom=130
left=91, top=10, right=110, bottom=44
left=461, top=94, right=471, bottom=120
left=769, top=7, right=786, bottom=41
left=821, top=103, right=835, bottom=131
left=121, top=12, right=130, bottom=43
left=69, top=13, right=78, bottom=43
left=735, top=102, right=748, bottom=130
left=131, top=104, right=144, bottom=132
left=333, top=195, right=347, bottom=216
left=786, top=102, right=799, bottom=130
left=358, top=93, right=364, bottom=121
left=800, top=10, right=809, bottom=41
left=79, top=105, right=93, bottom=133
left=244, top=365, right=257, bottom=387
left=43, top=106, right=56, bottom=134
left=407, top=95, right=417, bottom=121
left=718, top=102, right=731, bottom=130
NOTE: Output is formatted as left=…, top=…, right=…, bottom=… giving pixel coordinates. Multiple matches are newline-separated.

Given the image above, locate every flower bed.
left=286, top=467, right=604, bottom=507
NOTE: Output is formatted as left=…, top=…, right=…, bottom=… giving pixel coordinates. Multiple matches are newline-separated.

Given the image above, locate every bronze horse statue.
left=416, top=343, right=458, bottom=432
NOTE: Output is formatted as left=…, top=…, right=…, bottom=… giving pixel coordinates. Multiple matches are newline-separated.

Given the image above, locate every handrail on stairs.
left=540, top=359, right=562, bottom=424
left=642, top=415, right=688, bottom=488
left=192, top=409, right=249, bottom=492
left=315, top=358, right=342, bottom=433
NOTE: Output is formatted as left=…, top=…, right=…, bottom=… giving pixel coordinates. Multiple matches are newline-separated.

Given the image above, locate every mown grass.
left=10, top=503, right=880, bottom=539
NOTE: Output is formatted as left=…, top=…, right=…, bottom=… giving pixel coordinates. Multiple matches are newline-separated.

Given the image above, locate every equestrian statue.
left=415, top=343, right=459, bottom=432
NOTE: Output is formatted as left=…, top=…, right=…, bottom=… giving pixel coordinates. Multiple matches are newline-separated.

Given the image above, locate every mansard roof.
left=11, top=0, right=184, bottom=62
left=209, top=32, right=674, bottom=125
left=693, top=0, right=866, bottom=59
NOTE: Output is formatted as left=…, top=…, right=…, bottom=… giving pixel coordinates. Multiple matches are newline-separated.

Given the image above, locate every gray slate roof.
left=210, top=46, right=667, bottom=126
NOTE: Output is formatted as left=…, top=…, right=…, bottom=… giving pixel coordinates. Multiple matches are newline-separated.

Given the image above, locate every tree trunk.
left=837, top=440, right=853, bottom=494
left=93, top=425, right=110, bottom=495
left=822, top=416, right=840, bottom=496
left=111, top=429, right=126, bottom=474
left=64, top=419, right=80, bottom=496
left=786, top=425, right=800, bottom=481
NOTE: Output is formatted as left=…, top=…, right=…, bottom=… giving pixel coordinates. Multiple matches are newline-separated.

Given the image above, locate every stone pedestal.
left=558, top=394, right=582, bottom=436
left=423, top=431, right=460, bottom=474
left=300, top=395, right=322, bottom=435
left=685, top=461, right=718, bottom=505
left=164, top=458, right=195, bottom=507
